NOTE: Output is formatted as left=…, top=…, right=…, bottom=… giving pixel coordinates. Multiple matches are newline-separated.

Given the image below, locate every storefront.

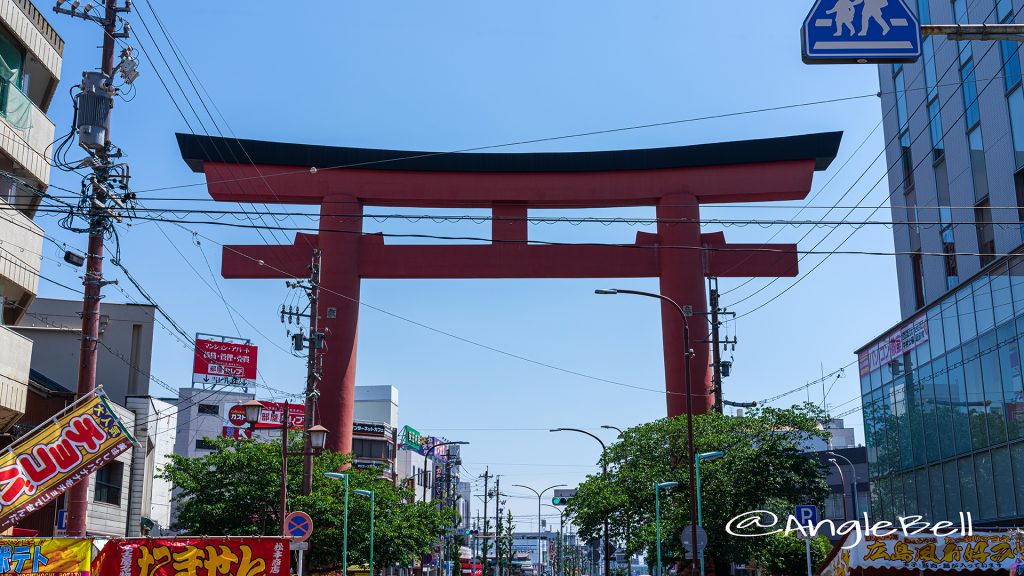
left=819, top=531, right=1021, bottom=576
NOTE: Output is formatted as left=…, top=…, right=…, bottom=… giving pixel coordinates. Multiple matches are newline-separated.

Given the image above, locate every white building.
left=0, top=0, right=63, bottom=432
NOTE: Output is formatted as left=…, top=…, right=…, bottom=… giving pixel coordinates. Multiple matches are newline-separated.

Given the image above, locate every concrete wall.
left=0, top=325, right=28, bottom=429
left=12, top=298, right=156, bottom=404
left=355, top=385, right=399, bottom=427
left=0, top=203, right=41, bottom=322
left=126, top=396, right=178, bottom=535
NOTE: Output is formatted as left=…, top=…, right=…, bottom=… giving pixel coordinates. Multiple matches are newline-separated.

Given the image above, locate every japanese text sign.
left=820, top=533, right=1021, bottom=575
left=0, top=391, right=135, bottom=531
left=192, top=339, right=259, bottom=387
left=0, top=538, right=90, bottom=574
left=859, top=314, right=929, bottom=376
left=93, top=537, right=290, bottom=576
left=225, top=402, right=303, bottom=431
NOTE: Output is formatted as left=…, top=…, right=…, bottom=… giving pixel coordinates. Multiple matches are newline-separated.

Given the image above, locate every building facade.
left=0, top=0, right=62, bottom=432
left=863, top=0, right=1024, bottom=525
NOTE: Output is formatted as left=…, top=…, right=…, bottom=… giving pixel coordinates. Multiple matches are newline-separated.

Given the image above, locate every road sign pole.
left=805, top=539, right=812, bottom=576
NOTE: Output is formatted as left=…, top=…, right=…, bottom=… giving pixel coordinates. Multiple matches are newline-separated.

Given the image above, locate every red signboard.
left=225, top=402, right=304, bottom=430
left=93, top=537, right=290, bottom=576
left=192, top=339, right=259, bottom=387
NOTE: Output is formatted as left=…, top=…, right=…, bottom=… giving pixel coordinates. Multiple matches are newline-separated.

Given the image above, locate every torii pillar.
left=177, top=131, right=842, bottom=454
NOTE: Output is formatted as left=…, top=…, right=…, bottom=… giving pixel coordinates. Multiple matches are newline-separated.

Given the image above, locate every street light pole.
left=695, top=452, right=724, bottom=576
left=655, top=482, right=678, bottom=576
left=543, top=504, right=567, bottom=576
left=355, top=490, right=376, bottom=576
left=549, top=429, right=610, bottom=576
left=828, top=459, right=849, bottom=522
left=423, top=441, right=470, bottom=503
left=827, top=451, right=859, bottom=523
left=325, top=473, right=351, bottom=576
left=596, top=289, right=699, bottom=573
left=513, top=484, right=567, bottom=576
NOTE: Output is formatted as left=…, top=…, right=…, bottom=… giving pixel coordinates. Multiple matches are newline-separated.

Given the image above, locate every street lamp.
left=423, top=441, right=470, bottom=503
left=695, top=452, right=724, bottom=576
left=325, top=473, right=351, bottom=576
left=549, top=428, right=611, bottom=576
left=827, top=451, right=859, bottom=522
left=655, top=482, right=678, bottom=576
left=279, top=402, right=328, bottom=536
left=355, top=489, right=376, bottom=576
left=513, top=483, right=567, bottom=576
left=242, top=400, right=264, bottom=427
left=600, top=425, right=623, bottom=436
left=596, top=287, right=699, bottom=573
left=828, top=459, right=849, bottom=522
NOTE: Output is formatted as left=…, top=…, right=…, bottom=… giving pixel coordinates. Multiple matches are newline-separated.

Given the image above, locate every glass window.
left=197, top=404, right=219, bottom=416
left=94, top=461, right=123, bottom=506
left=944, top=460, right=963, bottom=518
left=974, top=276, right=996, bottom=333
left=917, top=0, right=932, bottom=23
left=896, top=381, right=914, bottom=469
left=928, top=308, right=944, bottom=360
left=920, top=361, right=941, bottom=462
left=871, top=366, right=882, bottom=392
left=999, top=322, right=1024, bottom=439
left=903, top=473, right=917, bottom=518
left=912, top=252, right=926, bottom=309
left=930, top=464, right=947, bottom=520
left=901, top=132, right=915, bottom=191
left=975, top=198, right=995, bottom=268
left=998, top=0, right=1014, bottom=22
left=969, top=128, right=989, bottom=200
left=895, top=69, right=909, bottom=131
left=915, top=468, right=931, bottom=520
left=963, top=339, right=989, bottom=449
left=993, top=446, right=1017, bottom=518
left=892, top=472, right=906, bottom=518
left=908, top=370, right=926, bottom=467
left=942, top=297, right=960, bottom=351
left=861, top=374, right=872, bottom=397
left=975, top=452, right=996, bottom=519
left=963, top=60, right=981, bottom=127
left=959, top=456, right=980, bottom=518
left=959, top=288, right=978, bottom=343
left=993, top=266, right=1015, bottom=326
left=948, top=347, right=974, bottom=454
left=981, top=330, right=1008, bottom=445
left=928, top=99, right=945, bottom=161
left=932, top=354, right=957, bottom=459
left=953, top=0, right=974, bottom=62
left=1003, top=40, right=1023, bottom=91
left=1007, top=89, right=1024, bottom=169
left=1012, top=443, right=1024, bottom=515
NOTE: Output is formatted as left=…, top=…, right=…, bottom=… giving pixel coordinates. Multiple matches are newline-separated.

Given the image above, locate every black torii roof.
left=176, top=131, right=843, bottom=174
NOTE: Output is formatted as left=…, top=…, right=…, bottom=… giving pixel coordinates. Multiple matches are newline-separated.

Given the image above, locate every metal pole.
left=344, top=474, right=350, bottom=576
left=281, top=402, right=289, bottom=536
left=804, top=539, right=812, bottom=576
left=696, top=457, right=703, bottom=576
left=828, top=452, right=859, bottom=523
left=66, top=0, right=119, bottom=539
left=538, top=495, right=543, bottom=576
left=709, top=284, right=723, bottom=414
left=828, top=460, right=848, bottom=522
left=370, top=492, right=376, bottom=576
left=302, top=249, right=321, bottom=496
left=655, top=484, right=662, bottom=576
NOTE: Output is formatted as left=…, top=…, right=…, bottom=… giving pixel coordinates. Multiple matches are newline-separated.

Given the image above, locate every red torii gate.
left=177, top=131, right=842, bottom=454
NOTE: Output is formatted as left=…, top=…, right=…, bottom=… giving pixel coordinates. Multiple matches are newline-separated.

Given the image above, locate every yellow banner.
left=0, top=391, right=135, bottom=531
left=0, top=538, right=91, bottom=574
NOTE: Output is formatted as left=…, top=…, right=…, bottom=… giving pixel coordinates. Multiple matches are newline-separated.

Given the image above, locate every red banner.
left=225, top=402, right=304, bottom=430
left=192, top=339, right=259, bottom=387
left=93, top=537, right=289, bottom=576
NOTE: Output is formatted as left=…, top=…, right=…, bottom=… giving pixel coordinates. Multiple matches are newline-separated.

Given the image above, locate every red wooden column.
left=657, top=194, right=713, bottom=417
left=318, top=195, right=363, bottom=455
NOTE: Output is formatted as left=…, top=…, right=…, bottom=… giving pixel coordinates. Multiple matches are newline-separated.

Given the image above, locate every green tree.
left=752, top=533, right=832, bottom=576
left=500, top=509, right=516, bottom=576
left=160, top=436, right=456, bottom=572
left=564, top=404, right=830, bottom=573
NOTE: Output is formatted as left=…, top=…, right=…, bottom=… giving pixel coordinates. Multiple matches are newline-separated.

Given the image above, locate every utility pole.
left=481, top=469, right=491, bottom=569
left=707, top=279, right=736, bottom=414
left=494, top=476, right=502, bottom=576
left=53, top=0, right=136, bottom=538
left=282, top=249, right=324, bottom=496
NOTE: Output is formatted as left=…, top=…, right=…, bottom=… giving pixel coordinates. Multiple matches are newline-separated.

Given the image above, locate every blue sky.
left=34, top=1, right=899, bottom=528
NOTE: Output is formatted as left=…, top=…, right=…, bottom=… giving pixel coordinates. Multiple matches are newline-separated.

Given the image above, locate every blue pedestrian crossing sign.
left=802, top=0, right=922, bottom=64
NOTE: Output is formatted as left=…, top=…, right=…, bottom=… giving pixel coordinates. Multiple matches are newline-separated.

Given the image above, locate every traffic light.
left=552, top=496, right=570, bottom=505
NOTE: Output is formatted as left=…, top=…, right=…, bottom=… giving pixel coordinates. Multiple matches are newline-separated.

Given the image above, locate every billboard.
left=858, top=314, right=929, bottom=376
left=0, top=538, right=91, bottom=574
left=93, top=537, right=290, bottom=576
left=0, top=391, right=135, bottom=531
left=192, top=338, right=259, bottom=388
left=224, top=401, right=304, bottom=431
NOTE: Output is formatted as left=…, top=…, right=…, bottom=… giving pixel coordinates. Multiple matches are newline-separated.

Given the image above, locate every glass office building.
left=857, top=253, right=1024, bottom=524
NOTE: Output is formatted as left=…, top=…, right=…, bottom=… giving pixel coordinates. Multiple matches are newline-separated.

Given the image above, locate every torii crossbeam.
left=177, top=131, right=842, bottom=454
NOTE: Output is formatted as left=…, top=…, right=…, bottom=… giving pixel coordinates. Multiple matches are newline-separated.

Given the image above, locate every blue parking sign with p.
left=795, top=505, right=818, bottom=528
left=802, top=0, right=922, bottom=64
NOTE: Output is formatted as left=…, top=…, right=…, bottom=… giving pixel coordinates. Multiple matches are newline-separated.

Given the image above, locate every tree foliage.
left=161, top=436, right=456, bottom=572
left=752, top=533, right=832, bottom=576
left=564, top=404, right=831, bottom=571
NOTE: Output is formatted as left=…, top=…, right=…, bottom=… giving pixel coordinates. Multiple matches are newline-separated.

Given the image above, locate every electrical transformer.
left=77, top=71, right=111, bottom=150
